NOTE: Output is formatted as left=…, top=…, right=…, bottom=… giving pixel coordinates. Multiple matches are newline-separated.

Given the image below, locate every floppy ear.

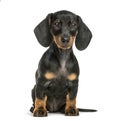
left=75, top=16, right=92, bottom=50
left=34, top=14, right=53, bottom=47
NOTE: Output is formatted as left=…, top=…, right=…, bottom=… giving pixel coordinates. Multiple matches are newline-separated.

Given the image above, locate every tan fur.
left=44, top=72, right=56, bottom=80
left=65, top=93, right=76, bottom=110
left=33, top=96, right=47, bottom=113
left=67, top=73, right=77, bottom=81
left=51, top=31, right=77, bottom=50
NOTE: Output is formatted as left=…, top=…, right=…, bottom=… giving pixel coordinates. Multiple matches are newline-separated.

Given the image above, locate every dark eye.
left=69, top=22, right=77, bottom=35
left=71, top=23, right=77, bottom=27
left=54, top=19, right=61, bottom=26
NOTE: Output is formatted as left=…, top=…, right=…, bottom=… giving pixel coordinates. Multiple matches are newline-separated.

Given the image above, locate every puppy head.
left=34, top=10, right=92, bottom=50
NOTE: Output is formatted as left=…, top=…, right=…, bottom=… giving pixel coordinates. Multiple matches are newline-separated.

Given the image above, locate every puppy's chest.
left=44, top=59, right=77, bottom=81
left=58, top=60, right=67, bottom=76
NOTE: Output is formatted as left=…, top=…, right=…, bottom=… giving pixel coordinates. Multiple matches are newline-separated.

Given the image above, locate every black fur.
left=31, top=10, right=96, bottom=116
left=34, top=14, right=53, bottom=47
left=75, top=16, right=92, bottom=50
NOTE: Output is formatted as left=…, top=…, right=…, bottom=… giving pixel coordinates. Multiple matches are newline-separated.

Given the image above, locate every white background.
left=0, top=0, right=120, bottom=121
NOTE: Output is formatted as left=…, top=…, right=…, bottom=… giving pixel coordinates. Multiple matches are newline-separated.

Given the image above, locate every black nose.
left=61, top=37, right=70, bottom=43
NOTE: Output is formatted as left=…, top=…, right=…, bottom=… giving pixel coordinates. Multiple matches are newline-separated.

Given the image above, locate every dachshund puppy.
left=30, top=10, right=96, bottom=117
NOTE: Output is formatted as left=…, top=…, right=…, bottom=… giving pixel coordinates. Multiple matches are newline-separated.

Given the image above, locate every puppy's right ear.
left=34, top=14, right=53, bottom=47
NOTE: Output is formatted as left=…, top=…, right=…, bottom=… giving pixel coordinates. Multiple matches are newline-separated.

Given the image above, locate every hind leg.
left=30, top=85, right=36, bottom=113
left=30, top=70, right=39, bottom=113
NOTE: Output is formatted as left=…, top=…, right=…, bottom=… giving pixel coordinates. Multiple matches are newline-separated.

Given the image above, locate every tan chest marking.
left=44, top=72, right=56, bottom=80
left=67, top=73, right=77, bottom=81
left=44, top=71, right=77, bottom=81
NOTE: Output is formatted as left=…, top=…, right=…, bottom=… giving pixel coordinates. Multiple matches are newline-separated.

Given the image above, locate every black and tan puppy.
left=30, top=10, right=96, bottom=117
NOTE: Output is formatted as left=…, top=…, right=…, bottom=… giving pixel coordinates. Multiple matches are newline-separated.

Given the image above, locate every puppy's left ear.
left=34, top=14, right=53, bottom=47
left=75, top=16, right=92, bottom=50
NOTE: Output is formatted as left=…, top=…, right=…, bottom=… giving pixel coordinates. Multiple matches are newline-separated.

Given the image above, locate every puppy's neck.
left=51, top=42, right=73, bottom=60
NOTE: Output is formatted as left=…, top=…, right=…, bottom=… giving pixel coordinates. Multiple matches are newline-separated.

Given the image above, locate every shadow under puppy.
left=30, top=10, right=96, bottom=117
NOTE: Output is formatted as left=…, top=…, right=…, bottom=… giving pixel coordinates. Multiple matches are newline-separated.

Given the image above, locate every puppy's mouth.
left=59, top=44, right=71, bottom=50
left=53, top=35, right=75, bottom=50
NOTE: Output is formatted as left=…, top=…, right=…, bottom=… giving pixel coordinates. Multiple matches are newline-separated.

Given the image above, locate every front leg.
left=33, top=96, right=47, bottom=117
left=33, top=70, right=56, bottom=117
left=65, top=94, right=79, bottom=116
left=65, top=81, right=79, bottom=116
left=33, top=80, right=48, bottom=117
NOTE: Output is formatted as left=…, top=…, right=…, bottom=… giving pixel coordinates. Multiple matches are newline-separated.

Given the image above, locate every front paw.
left=65, top=107, right=79, bottom=116
left=33, top=107, right=47, bottom=117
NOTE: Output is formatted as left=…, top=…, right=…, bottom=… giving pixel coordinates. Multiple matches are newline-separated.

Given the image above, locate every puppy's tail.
left=78, top=108, right=97, bottom=112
